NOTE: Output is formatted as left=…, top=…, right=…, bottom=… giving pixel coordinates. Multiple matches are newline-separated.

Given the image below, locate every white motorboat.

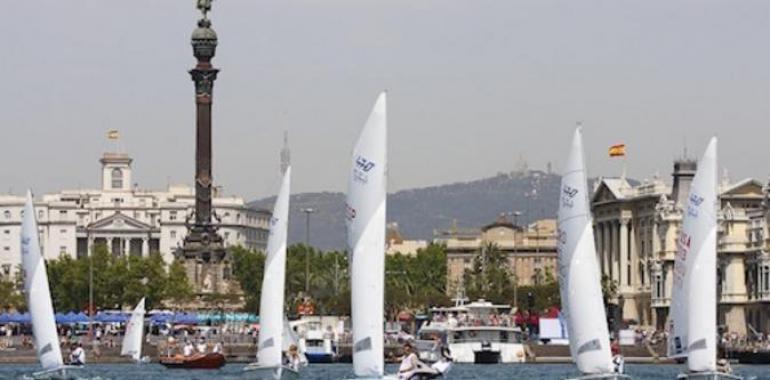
left=417, top=299, right=526, bottom=364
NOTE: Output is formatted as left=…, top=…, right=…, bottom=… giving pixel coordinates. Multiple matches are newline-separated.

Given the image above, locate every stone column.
left=87, top=235, right=94, bottom=257
left=107, top=237, right=114, bottom=256
left=619, top=219, right=629, bottom=290
left=604, top=222, right=611, bottom=277
left=142, top=238, right=149, bottom=256
left=124, top=238, right=130, bottom=256
left=629, top=222, right=637, bottom=288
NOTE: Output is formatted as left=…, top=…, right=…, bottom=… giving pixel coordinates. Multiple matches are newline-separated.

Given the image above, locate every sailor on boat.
left=69, top=342, right=86, bottom=366
left=285, top=344, right=304, bottom=372
left=183, top=340, right=194, bottom=357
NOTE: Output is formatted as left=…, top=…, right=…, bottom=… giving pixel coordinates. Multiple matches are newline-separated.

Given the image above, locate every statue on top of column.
left=197, top=0, right=212, bottom=19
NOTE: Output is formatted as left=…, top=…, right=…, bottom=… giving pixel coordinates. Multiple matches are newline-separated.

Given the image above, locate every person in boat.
left=610, top=337, right=625, bottom=374
left=196, top=338, right=207, bottom=354
left=717, top=358, right=733, bottom=374
left=212, top=341, right=223, bottom=354
left=69, top=342, right=86, bottom=366
left=285, top=344, right=303, bottom=371
left=183, top=340, right=194, bottom=357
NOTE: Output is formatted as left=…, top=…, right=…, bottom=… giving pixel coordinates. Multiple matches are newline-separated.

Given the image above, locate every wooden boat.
left=159, top=353, right=226, bottom=369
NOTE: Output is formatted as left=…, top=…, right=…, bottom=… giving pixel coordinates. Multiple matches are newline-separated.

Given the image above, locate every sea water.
left=0, top=363, right=768, bottom=380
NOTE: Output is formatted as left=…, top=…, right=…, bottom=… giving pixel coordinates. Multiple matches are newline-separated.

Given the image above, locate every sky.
left=2, top=1, right=770, bottom=200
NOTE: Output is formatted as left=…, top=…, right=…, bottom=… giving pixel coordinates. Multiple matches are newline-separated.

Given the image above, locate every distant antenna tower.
left=280, top=130, right=291, bottom=174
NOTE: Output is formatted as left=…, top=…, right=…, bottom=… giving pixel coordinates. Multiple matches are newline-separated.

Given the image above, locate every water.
left=1, top=364, right=768, bottom=380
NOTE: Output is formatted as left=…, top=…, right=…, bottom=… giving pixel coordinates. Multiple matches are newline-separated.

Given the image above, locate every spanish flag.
left=107, top=129, right=119, bottom=140
left=609, top=144, right=626, bottom=157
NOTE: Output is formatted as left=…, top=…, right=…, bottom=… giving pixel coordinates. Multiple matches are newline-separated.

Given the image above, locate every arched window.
left=3, top=210, right=9, bottom=220
left=111, top=168, right=123, bottom=189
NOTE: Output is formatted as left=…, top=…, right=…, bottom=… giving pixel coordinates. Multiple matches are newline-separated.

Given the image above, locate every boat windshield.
left=450, top=329, right=522, bottom=344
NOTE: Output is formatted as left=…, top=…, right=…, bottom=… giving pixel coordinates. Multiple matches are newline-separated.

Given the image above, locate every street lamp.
left=301, top=208, right=316, bottom=295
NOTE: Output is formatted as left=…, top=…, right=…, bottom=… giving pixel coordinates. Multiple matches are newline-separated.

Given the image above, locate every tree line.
left=0, top=241, right=569, bottom=316
left=0, top=243, right=193, bottom=312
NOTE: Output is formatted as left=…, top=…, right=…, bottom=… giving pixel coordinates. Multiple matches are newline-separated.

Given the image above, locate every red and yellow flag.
left=609, top=144, right=626, bottom=157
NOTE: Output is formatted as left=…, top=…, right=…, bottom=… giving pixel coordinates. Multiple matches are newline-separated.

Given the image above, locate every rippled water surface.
left=1, top=363, right=769, bottom=380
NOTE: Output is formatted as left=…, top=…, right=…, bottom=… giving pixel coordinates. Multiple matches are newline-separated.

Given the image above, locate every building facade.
left=437, top=216, right=558, bottom=296
left=0, top=151, right=270, bottom=278
left=591, top=159, right=765, bottom=334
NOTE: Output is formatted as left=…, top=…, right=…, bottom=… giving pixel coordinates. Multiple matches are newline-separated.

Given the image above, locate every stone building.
left=437, top=216, right=558, bottom=296
left=0, top=151, right=270, bottom=278
left=591, top=159, right=764, bottom=334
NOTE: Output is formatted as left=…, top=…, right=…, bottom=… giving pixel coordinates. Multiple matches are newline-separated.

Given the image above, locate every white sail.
left=669, top=138, right=718, bottom=371
left=21, top=191, right=64, bottom=371
left=121, top=297, right=146, bottom=361
left=347, top=92, right=387, bottom=378
left=256, top=167, right=292, bottom=369
left=557, top=128, right=614, bottom=374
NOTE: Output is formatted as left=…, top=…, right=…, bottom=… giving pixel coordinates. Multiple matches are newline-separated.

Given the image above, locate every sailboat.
left=346, top=92, right=396, bottom=380
left=21, top=191, right=76, bottom=379
left=121, top=297, right=149, bottom=363
left=244, top=167, right=300, bottom=379
left=668, top=138, right=741, bottom=380
left=557, top=128, right=630, bottom=380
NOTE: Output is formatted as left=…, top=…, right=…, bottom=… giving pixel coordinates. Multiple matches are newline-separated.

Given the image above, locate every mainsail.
left=668, top=138, right=718, bottom=371
left=557, top=128, right=614, bottom=374
left=121, top=297, right=146, bottom=361
left=256, top=167, right=292, bottom=369
left=21, top=191, right=64, bottom=371
left=347, top=92, right=387, bottom=378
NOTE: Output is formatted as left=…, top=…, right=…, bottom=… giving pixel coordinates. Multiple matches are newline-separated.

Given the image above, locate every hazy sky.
left=3, top=1, right=770, bottom=199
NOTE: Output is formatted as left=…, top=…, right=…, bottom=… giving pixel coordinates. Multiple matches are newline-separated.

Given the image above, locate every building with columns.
left=0, top=151, right=270, bottom=278
left=591, top=159, right=765, bottom=334
left=437, top=216, right=558, bottom=296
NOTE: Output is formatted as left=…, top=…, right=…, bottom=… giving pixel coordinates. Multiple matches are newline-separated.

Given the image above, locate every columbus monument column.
left=177, top=0, right=233, bottom=298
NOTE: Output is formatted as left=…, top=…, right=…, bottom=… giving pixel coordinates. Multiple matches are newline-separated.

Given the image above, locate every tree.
left=0, top=275, right=24, bottom=311
left=230, top=246, right=265, bottom=313
left=165, top=260, right=194, bottom=306
left=463, top=242, right=514, bottom=303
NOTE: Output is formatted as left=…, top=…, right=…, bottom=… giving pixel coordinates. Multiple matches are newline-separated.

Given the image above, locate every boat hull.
left=305, top=352, right=336, bottom=363
left=448, top=342, right=526, bottom=364
left=159, top=353, right=226, bottom=369
left=566, top=374, right=632, bottom=380
left=676, top=372, right=743, bottom=380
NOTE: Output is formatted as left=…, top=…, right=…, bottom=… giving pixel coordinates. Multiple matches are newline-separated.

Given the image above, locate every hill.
left=249, top=170, right=566, bottom=251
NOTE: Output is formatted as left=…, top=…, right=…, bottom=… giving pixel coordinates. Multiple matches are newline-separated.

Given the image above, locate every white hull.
left=677, top=372, right=742, bottom=380
left=28, top=365, right=81, bottom=380
left=447, top=342, right=526, bottom=364
left=242, top=363, right=300, bottom=379
left=566, top=374, right=631, bottom=380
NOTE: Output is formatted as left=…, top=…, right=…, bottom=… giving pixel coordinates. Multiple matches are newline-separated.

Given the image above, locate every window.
left=37, top=210, right=43, bottom=219
left=170, top=211, right=177, bottom=221
left=1, top=264, right=9, bottom=276
left=59, top=229, right=66, bottom=234
left=224, top=232, right=230, bottom=240
left=3, top=246, right=9, bottom=251
left=59, top=210, right=67, bottom=218
left=111, top=168, right=123, bottom=189
left=170, top=230, right=177, bottom=239
left=59, top=246, right=67, bottom=255
left=3, top=210, right=9, bottom=220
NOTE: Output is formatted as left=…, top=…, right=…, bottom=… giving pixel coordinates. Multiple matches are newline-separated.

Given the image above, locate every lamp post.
left=301, top=208, right=316, bottom=294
